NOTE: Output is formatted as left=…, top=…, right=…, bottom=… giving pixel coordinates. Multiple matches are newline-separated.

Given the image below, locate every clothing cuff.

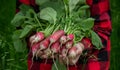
left=40, top=63, right=53, bottom=70
left=68, top=65, right=77, bottom=70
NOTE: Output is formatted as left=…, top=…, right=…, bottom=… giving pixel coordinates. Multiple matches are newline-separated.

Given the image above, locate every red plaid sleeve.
left=81, top=0, right=112, bottom=50
left=78, top=0, right=111, bottom=70
left=16, top=0, right=112, bottom=70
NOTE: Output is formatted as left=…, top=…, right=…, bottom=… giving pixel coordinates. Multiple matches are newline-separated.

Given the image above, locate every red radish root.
left=66, top=40, right=73, bottom=49
left=50, top=30, right=65, bottom=43
left=30, top=32, right=44, bottom=46
left=30, top=42, right=40, bottom=69
left=35, top=37, right=50, bottom=59
left=68, top=43, right=84, bottom=59
left=67, top=34, right=74, bottom=41
left=40, top=37, right=50, bottom=50
left=60, top=35, right=67, bottom=44
left=51, top=42, right=60, bottom=54
left=68, top=46, right=77, bottom=59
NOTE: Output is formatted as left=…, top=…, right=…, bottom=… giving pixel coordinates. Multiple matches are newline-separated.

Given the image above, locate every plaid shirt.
left=16, top=0, right=112, bottom=70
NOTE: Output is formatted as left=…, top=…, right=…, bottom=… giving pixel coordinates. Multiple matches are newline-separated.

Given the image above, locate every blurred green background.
left=0, top=0, right=120, bottom=70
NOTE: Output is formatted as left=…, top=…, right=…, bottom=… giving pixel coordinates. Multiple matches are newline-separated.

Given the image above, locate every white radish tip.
left=60, top=36, right=67, bottom=43
left=69, top=50, right=76, bottom=58
left=52, top=49, right=56, bottom=53
left=32, top=51, right=35, bottom=56
left=50, top=38, right=55, bottom=43
left=35, top=36, right=40, bottom=42
left=40, top=44, right=45, bottom=50
left=75, top=43, right=84, bottom=51
left=66, top=44, right=71, bottom=49
left=29, top=35, right=36, bottom=42
left=37, top=32, right=44, bottom=40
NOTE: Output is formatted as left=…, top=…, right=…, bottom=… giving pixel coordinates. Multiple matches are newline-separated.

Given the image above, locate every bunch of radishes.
left=11, top=0, right=103, bottom=70
left=29, top=29, right=84, bottom=66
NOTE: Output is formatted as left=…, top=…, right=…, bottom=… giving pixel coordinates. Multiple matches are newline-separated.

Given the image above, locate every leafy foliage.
left=69, top=0, right=79, bottom=13
left=39, top=7, right=57, bottom=23
left=80, top=18, right=94, bottom=31
left=90, top=30, right=103, bottom=50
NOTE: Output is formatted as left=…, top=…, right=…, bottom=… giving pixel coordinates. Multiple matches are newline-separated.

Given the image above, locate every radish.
left=68, top=54, right=80, bottom=66
left=57, top=46, right=66, bottom=65
left=31, top=42, right=40, bottom=57
left=60, top=46, right=67, bottom=57
left=50, top=42, right=60, bottom=70
left=50, top=30, right=65, bottom=44
left=35, top=37, right=50, bottom=59
left=68, top=43, right=84, bottom=59
left=40, top=37, right=50, bottom=50
left=43, top=48, right=52, bottom=64
left=75, top=43, right=84, bottom=55
left=29, top=35, right=36, bottom=44
left=68, top=46, right=77, bottom=59
left=44, top=30, right=65, bottom=58
left=67, top=34, right=74, bottom=41
left=30, top=42, right=40, bottom=69
left=68, top=43, right=83, bottom=66
left=40, top=52, right=48, bottom=59
left=30, top=32, right=44, bottom=46
left=51, top=42, right=60, bottom=54
left=60, top=35, right=67, bottom=44
left=60, top=46, right=70, bottom=68
left=65, top=40, right=74, bottom=64
left=65, top=40, right=73, bottom=49
left=36, top=50, right=44, bottom=57
left=44, top=47, right=52, bottom=57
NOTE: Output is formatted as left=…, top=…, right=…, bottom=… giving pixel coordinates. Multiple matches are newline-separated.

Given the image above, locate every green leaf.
left=80, top=18, right=95, bottom=31
left=52, top=59, right=66, bottom=70
left=19, top=4, right=32, bottom=15
left=35, top=0, right=49, bottom=5
left=12, top=30, right=26, bottom=52
left=90, top=30, right=103, bottom=50
left=39, top=7, right=57, bottom=23
left=69, top=0, right=79, bottom=13
left=79, top=0, right=86, bottom=4
left=63, top=0, right=68, bottom=4
left=79, top=10, right=86, bottom=18
left=19, top=25, right=33, bottom=38
left=79, top=5, right=90, bottom=10
left=26, top=9, right=36, bottom=18
left=38, top=0, right=64, bottom=18
left=11, top=12, right=25, bottom=27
